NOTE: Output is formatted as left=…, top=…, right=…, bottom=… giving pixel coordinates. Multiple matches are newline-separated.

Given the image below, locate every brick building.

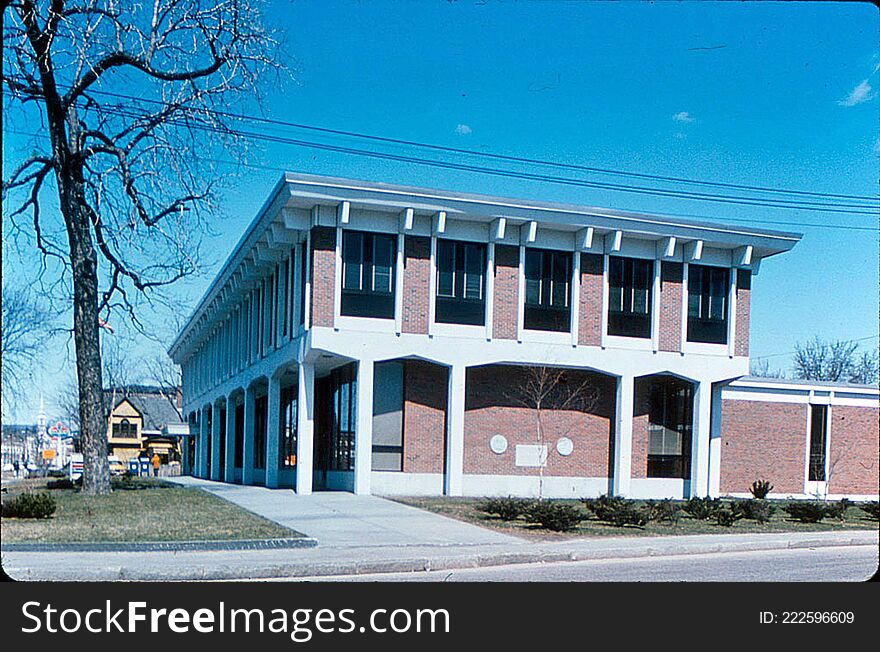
left=169, top=173, right=878, bottom=499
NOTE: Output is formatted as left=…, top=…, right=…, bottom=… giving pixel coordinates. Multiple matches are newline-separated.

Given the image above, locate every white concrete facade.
left=169, top=173, right=801, bottom=499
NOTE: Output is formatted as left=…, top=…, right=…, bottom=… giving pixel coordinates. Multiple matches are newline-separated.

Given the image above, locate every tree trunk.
left=58, top=169, right=111, bottom=496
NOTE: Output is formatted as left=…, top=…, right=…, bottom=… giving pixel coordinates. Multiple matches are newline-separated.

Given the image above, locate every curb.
left=3, top=532, right=875, bottom=581
left=1, top=537, right=317, bottom=553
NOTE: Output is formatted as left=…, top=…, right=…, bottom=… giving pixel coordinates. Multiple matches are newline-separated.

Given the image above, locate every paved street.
left=294, top=545, right=880, bottom=582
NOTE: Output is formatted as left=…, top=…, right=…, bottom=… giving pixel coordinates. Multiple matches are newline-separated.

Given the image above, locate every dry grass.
left=1, top=478, right=299, bottom=543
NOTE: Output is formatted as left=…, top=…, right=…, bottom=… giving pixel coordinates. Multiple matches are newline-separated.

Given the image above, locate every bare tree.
left=508, top=365, right=599, bottom=499
left=1, top=284, right=53, bottom=413
left=793, top=337, right=879, bottom=384
left=3, top=0, right=283, bottom=494
left=749, top=358, right=785, bottom=379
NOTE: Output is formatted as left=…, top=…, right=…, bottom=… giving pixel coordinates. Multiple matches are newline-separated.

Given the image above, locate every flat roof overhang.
left=168, top=172, right=802, bottom=360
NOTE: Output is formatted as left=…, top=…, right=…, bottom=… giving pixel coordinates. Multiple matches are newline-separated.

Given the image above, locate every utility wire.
left=751, top=335, right=879, bottom=360
left=68, top=103, right=880, bottom=215
left=78, top=87, right=880, bottom=204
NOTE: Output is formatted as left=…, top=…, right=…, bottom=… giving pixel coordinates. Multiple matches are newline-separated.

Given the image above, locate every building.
left=104, top=386, right=188, bottom=465
left=169, top=172, right=878, bottom=500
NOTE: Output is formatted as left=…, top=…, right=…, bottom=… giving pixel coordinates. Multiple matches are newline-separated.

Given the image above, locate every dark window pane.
left=436, top=240, right=455, bottom=297
left=687, top=265, right=729, bottom=344
left=646, top=378, right=693, bottom=478
left=341, top=231, right=397, bottom=318
left=608, top=257, right=653, bottom=338
left=434, top=240, right=486, bottom=325
left=808, top=404, right=827, bottom=481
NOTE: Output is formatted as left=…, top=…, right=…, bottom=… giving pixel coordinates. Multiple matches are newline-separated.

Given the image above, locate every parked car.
left=107, top=455, right=126, bottom=476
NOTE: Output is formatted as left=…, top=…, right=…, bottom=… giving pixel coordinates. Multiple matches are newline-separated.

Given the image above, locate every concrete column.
left=265, top=374, right=282, bottom=488
left=612, top=374, right=635, bottom=497
left=296, top=362, right=315, bottom=495
left=242, top=386, right=256, bottom=485
left=707, top=383, right=724, bottom=498
left=210, top=402, right=222, bottom=481
left=198, top=408, right=209, bottom=478
left=354, top=359, right=374, bottom=495
left=224, top=396, right=236, bottom=482
left=445, top=364, right=466, bottom=496
left=691, top=380, right=713, bottom=498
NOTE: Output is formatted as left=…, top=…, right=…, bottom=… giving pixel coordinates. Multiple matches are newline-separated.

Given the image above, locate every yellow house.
left=104, top=387, right=186, bottom=464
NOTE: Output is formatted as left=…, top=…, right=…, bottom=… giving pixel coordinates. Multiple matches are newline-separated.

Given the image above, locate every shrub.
left=734, top=499, right=776, bottom=524
left=524, top=501, right=586, bottom=532
left=684, top=497, right=722, bottom=520
left=749, top=480, right=774, bottom=499
left=715, top=506, right=744, bottom=527
left=1, top=492, right=57, bottom=519
left=643, top=499, right=681, bottom=525
left=589, top=497, right=651, bottom=528
left=47, top=478, right=76, bottom=490
left=782, top=501, right=828, bottom=523
left=582, top=494, right=625, bottom=516
left=823, top=498, right=851, bottom=521
left=859, top=502, right=880, bottom=521
left=479, top=496, right=533, bottom=521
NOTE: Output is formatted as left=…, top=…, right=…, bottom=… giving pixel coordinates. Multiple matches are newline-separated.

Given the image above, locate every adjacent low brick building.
left=168, top=173, right=878, bottom=500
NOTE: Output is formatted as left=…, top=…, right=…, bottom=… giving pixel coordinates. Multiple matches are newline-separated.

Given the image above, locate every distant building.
left=1, top=424, right=41, bottom=469
left=103, top=386, right=188, bottom=464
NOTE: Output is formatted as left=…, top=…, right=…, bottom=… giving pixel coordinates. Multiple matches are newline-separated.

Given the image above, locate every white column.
left=691, top=380, right=713, bottom=498
left=708, top=383, right=724, bottom=497
left=354, top=359, right=374, bottom=495
left=612, top=374, right=634, bottom=496
left=265, top=374, right=282, bottom=488
left=445, top=364, right=466, bottom=496
left=242, top=387, right=256, bottom=485
left=210, top=403, right=222, bottom=481
left=296, top=362, right=315, bottom=495
left=198, top=408, right=209, bottom=478
left=570, top=250, right=580, bottom=347
left=224, top=396, right=236, bottom=482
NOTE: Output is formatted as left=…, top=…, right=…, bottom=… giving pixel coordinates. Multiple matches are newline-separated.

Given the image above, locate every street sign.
left=42, top=449, right=56, bottom=460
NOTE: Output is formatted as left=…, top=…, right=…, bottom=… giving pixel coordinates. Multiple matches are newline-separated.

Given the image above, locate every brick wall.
left=402, top=360, right=447, bottom=473
left=310, top=227, right=336, bottom=327
left=719, top=399, right=807, bottom=495
left=735, top=270, right=750, bottom=357
left=659, top=262, right=683, bottom=352
left=578, top=253, right=603, bottom=346
left=402, top=236, right=431, bottom=334
left=463, top=365, right=616, bottom=477
left=828, top=405, right=880, bottom=495
left=492, top=245, right=519, bottom=340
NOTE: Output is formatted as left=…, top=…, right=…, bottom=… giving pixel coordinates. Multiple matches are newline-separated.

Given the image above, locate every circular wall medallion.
left=556, top=437, right=574, bottom=456
left=489, top=435, right=508, bottom=455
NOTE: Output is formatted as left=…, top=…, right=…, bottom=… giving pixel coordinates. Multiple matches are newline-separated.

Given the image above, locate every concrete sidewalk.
left=168, top=476, right=521, bottom=548
left=4, top=530, right=875, bottom=581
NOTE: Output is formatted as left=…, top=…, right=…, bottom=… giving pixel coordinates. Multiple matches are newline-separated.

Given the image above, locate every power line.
left=4, top=126, right=878, bottom=232
left=80, top=88, right=880, bottom=204
left=751, top=335, right=879, bottom=360
left=73, top=103, right=880, bottom=215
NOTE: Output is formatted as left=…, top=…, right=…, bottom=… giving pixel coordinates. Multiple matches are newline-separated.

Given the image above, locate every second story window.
left=112, top=418, right=137, bottom=439
left=687, top=265, right=729, bottom=344
left=524, top=248, right=571, bottom=332
left=608, top=256, right=653, bottom=338
left=435, top=240, right=486, bottom=326
left=341, top=231, right=396, bottom=319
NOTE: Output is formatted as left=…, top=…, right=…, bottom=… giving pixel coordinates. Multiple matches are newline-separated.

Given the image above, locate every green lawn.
left=392, top=496, right=880, bottom=541
left=1, top=478, right=300, bottom=543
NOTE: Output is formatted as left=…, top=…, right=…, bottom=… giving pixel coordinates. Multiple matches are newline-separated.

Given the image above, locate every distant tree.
left=3, top=0, right=284, bottom=494
left=749, top=358, right=785, bottom=379
left=793, top=337, right=879, bottom=384
left=1, top=285, right=53, bottom=413
left=508, top=365, right=599, bottom=499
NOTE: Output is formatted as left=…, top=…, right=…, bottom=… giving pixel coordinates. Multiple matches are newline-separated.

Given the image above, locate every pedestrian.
left=150, top=452, right=161, bottom=477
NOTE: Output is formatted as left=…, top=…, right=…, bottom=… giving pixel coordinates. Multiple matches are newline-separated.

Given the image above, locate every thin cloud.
left=454, top=123, right=472, bottom=135
left=874, top=137, right=880, bottom=155
left=838, top=79, right=875, bottom=107
left=672, top=111, right=694, bottom=123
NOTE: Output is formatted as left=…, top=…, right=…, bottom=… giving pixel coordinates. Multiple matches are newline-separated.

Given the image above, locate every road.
left=291, top=545, right=879, bottom=582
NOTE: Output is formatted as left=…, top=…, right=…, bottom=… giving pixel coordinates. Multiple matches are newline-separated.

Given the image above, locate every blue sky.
left=3, top=0, right=878, bottom=422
